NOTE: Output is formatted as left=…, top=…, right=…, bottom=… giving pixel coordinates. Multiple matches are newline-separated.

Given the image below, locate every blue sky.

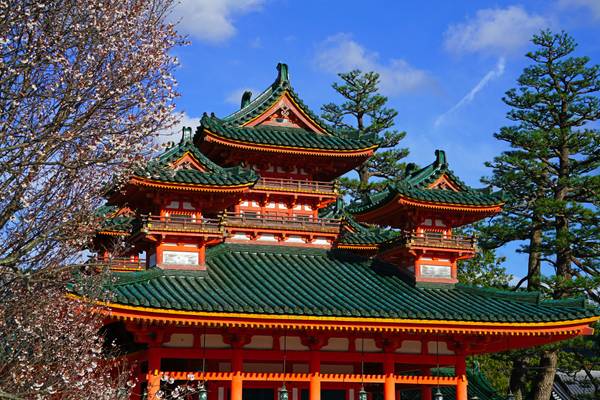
left=166, top=0, right=600, bottom=279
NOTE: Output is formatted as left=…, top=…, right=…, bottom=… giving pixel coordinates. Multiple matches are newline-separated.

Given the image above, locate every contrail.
left=434, top=57, right=506, bottom=128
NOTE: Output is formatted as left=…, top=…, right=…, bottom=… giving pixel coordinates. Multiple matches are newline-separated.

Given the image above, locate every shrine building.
left=88, top=64, right=600, bottom=400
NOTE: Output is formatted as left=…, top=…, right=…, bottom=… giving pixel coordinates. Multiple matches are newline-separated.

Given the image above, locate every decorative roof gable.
left=223, top=63, right=332, bottom=134
left=347, top=150, right=504, bottom=215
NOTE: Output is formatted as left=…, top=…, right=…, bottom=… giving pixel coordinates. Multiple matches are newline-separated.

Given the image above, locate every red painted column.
left=310, top=350, right=321, bottom=400
left=147, top=348, right=161, bottom=400
left=231, top=347, right=243, bottom=400
left=421, top=367, right=432, bottom=400
left=384, top=352, right=395, bottom=400
left=455, top=356, right=468, bottom=400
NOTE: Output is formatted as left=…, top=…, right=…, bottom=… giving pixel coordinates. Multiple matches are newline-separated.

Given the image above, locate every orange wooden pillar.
left=383, top=352, right=395, bottom=400
left=455, top=356, right=468, bottom=400
left=147, top=348, right=161, bottom=400
left=309, top=350, right=321, bottom=400
left=231, top=347, right=243, bottom=400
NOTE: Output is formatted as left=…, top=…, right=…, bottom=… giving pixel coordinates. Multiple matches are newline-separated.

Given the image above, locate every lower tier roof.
left=104, top=244, right=598, bottom=324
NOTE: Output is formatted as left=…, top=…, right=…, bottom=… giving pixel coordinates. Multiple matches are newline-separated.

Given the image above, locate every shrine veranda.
left=86, top=64, right=600, bottom=400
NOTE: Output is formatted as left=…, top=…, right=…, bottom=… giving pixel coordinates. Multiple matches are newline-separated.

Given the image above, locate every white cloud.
left=559, top=0, right=600, bottom=19
left=156, top=112, right=201, bottom=146
left=314, top=33, right=432, bottom=96
left=434, top=57, right=505, bottom=127
left=444, top=6, right=548, bottom=55
left=170, top=0, right=264, bottom=44
left=225, top=87, right=260, bottom=106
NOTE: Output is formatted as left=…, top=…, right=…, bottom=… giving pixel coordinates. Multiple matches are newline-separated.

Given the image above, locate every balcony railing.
left=138, top=215, right=222, bottom=234
left=222, top=212, right=341, bottom=233
left=253, top=177, right=336, bottom=194
left=403, top=231, right=476, bottom=251
left=90, top=257, right=145, bottom=271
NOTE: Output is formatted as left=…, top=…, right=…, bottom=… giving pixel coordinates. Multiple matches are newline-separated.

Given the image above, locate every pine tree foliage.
left=321, top=70, right=409, bottom=200
left=483, top=30, right=600, bottom=400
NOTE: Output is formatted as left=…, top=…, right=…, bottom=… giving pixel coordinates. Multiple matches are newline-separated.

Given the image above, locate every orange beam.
left=154, top=371, right=460, bottom=386
left=91, top=300, right=598, bottom=337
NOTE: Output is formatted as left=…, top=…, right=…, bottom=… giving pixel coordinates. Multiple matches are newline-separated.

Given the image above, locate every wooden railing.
left=404, top=231, right=476, bottom=250
left=138, top=215, right=222, bottom=234
left=90, top=257, right=145, bottom=271
left=222, top=212, right=341, bottom=233
left=253, top=177, right=336, bottom=194
left=135, top=214, right=340, bottom=235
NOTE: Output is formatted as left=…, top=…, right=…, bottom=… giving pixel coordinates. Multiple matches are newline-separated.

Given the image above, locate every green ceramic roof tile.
left=405, top=150, right=471, bottom=190
left=319, top=199, right=397, bottom=246
left=347, top=150, right=504, bottom=214
left=102, top=244, right=598, bottom=323
left=141, top=163, right=257, bottom=186
left=135, top=137, right=259, bottom=187
left=201, top=63, right=380, bottom=152
left=201, top=114, right=379, bottom=152
left=337, top=228, right=398, bottom=246
left=96, top=205, right=134, bottom=234
left=222, top=63, right=331, bottom=132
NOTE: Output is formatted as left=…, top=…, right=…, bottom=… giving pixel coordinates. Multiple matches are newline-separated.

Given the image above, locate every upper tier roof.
left=197, top=63, right=380, bottom=156
left=132, top=132, right=258, bottom=189
left=348, top=150, right=504, bottom=216
left=103, top=243, right=597, bottom=324
left=201, top=114, right=379, bottom=153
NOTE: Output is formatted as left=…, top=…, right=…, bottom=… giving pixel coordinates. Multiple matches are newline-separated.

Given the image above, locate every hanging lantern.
left=506, top=390, right=515, bottom=400
left=358, top=386, right=367, bottom=400
left=433, top=388, right=444, bottom=400
left=278, top=383, right=288, bottom=400
left=198, top=383, right=208, bottom=400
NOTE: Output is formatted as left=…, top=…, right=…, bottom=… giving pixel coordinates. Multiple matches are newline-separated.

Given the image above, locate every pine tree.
left=485, top=30, right=600, bottom=400
left=321, top=70, right=409, bottom=200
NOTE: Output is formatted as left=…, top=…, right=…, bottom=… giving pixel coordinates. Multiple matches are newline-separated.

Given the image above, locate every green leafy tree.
left=485, top=30, right=600, bottom=400
left=321, top=70, right=409, bottom=200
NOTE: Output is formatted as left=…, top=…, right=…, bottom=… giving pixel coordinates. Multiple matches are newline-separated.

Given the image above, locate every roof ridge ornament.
left=434, top=149, right=447, bottom=167
left=241, top=91, right=252, bottom=109
left=276, top=62, right=289, bottom=84
left=181, top=126, right=193, bottom=143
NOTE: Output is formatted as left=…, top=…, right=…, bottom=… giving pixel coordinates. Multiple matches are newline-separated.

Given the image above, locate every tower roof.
left=131, top=133, right=258, bottom=190
left=197, top=63, right=380, bottom=170
left=348, top=150, right=504, bottom=224
left=98, top=243, right=597, bottom=325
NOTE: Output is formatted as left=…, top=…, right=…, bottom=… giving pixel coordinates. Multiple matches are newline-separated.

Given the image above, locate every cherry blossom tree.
left=0, top=0, right=182, bottom=397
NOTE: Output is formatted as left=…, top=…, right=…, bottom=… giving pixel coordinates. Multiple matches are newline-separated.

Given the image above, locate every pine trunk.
left=532, top=350, right=558, bottom=400
left=508, top=357, right=529, bottom=400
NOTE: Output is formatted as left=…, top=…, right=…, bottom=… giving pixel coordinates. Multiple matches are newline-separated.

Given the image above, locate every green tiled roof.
left=320, top=199, right=397, bottom=247
left=347, top=150, right=504, bottom=214
left=96, top=205, right=134, bottom=234
left=140, top=162, right=258, bottom=187
left=135, top=136, right=258, bottom=187
left=199, top=63, right=380, bottom=152
left=201, top=114, right=379, bottom=152
left=405, top=150, right=471, bottom=190
left=337, top=227, right=397, bottom=246
left=104, top=244, right=598, bottom=323
left=222, top=63, right=331, bottom=132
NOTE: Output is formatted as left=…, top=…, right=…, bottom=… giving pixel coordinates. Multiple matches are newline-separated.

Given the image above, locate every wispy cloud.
left=170, top=0, right=264, bottom=44
left=156, top=112, right=201, bottom=146
left=314, top=33, right=432, bottom=96
left=444, top=6, right=548, bottom=56
left=558, top=0, right=600, bottom=20
left=434, top=57, right=506, bottom=128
